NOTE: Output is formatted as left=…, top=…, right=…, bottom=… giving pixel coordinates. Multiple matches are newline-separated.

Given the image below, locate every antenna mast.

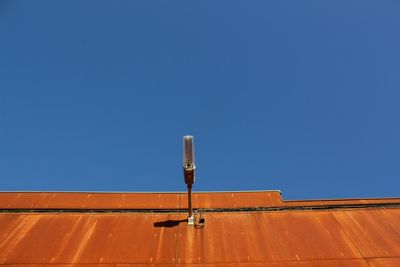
left=183, top=135, right=195, bottom=225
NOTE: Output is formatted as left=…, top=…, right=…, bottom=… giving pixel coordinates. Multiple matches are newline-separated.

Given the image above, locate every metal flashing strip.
left=1, top=202, right=400, bottom=214
left=0, top=189, right=282, bottom=194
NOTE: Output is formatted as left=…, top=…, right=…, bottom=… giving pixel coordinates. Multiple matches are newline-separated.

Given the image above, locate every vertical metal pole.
left=183, top=135, right=195, bottom=225
left=187, top=184, right=194, bottom=225
left=188, top=185, right=193, bottom=218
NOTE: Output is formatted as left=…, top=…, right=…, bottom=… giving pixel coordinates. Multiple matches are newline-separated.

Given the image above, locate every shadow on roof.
left=153, top=219, right=186, bottom=228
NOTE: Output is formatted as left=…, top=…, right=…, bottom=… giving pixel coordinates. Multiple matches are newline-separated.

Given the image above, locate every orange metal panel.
left=331, top=209, right=400, bottom=258
left=0, top=191, right=285, bottom=209
left=367, top=258, right=400, bottom=267
left=281, top=198, right=400, bottom=207
left=1, top=191, right=400, bottom=209
left=120, top=193, right=182, bottom=209
left=177, top=211, right=362, bottom=264
left=38, top=192, right=183, bottom=209
left=281, top=199, right=363, bottom=206
left=0, top=210, right=372, bottom=265
left=0, top=213, right=182, bottom=265
left=0, top=214, right=25, bottom=242
left=182, top=191, right=282, bottom=209
left=1, top=192, right=400, bottom=266
left=0, top=263, right=372, bottom=267
left=298, top=259, right=369, bottom=266
left=0, top=193, right=20, bottom=208
left=0, top=193, right=44, bottom=208
left=0, top=192, right=183, bottom=209
left=75, top=213, right=180, bottom=264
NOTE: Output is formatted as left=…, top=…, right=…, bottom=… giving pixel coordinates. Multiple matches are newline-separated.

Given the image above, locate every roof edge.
left=0, top=189, right=282, bottom=194
left=282, top=196, right=400, bottom=202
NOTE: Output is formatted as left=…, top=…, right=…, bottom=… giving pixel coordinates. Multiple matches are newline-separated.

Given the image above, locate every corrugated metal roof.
left=0, top=191, right=399, bottom=266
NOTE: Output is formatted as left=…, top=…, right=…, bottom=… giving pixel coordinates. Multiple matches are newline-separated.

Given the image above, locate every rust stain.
left=0, top=215, right=40, bottom=263
left=71, top=218, right=98, bottom=263
left=50, top=216, right=83, bottom=262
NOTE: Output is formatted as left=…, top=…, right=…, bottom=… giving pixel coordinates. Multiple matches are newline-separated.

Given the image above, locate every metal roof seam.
left=328, top=209, right=367, bottom=259
left=2, top=203, right=400, bottom=214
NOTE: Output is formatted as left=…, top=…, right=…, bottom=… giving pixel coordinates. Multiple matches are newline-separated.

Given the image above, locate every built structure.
left=0, top=191, right=399, bottom=266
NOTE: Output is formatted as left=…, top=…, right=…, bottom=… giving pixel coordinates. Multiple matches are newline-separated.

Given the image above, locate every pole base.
left=187, top=216, right=195, bottom=225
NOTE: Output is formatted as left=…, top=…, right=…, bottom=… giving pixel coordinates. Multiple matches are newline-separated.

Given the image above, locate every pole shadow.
left=153, top=219, right=186, bottom=228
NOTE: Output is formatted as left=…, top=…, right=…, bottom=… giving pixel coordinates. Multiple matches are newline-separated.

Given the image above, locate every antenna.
left=183, top=135, right=195, bottom=225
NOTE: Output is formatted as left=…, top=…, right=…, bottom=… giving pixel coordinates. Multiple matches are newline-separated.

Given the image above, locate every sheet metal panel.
left=331, top=209, right=400, bottom=258
left=297, top=259, right=369, bottom=266
left=177, top=211, right=363, bottom=264
left=44, top=192, right=181, bottom=209
left=281, top=198, right=400, bottom=207
left=182, top=191, right=282, bottom=209
left=0, top=213, right=181, bottom=265
left=367, top=258, right=400, bottom=266
left=1, top=192, right=400, bottom=266
left=0, top=214, right=22, bottom=238
left=0, top=193, right=19, bottom=208
left=0, top=193, right=44, bottom=209
left=0, top=192, right=183, bottom=209
left=0, top=262, right=372, bottom=267
left=1, top=191, right=400, bottom=209
left=0, top=191, right=284, bottom=209
left=0, top=209, right=399, bottom=265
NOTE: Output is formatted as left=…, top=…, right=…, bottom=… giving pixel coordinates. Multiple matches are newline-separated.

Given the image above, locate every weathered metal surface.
left=1, top=209, right=399, bottom=265
left=182, top=191, right=283, bottom=209
left=0, top=262, right=373, bottom=267
left=0, top=192, right=183, bottom=209
left=0, top=191, right=285, bottom=209
left=331, top=209, right=400, bottom=258
left=0, top=213, right=181, bottom=264
left=177, top=211, right=363, bottom=264
left=281, top=197, right=400, bottom=207
left=0, top=192, right=399, bottom=266
left=367, top=258, right=400, bottom=266
left=1, top=191, right=399, bottom=209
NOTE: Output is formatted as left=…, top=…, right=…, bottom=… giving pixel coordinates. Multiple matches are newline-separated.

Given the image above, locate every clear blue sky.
left=0, top=1, right=399, bottom=200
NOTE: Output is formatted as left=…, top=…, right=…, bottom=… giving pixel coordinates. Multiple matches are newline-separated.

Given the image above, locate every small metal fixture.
left=183, top=135, right=195, bottom=225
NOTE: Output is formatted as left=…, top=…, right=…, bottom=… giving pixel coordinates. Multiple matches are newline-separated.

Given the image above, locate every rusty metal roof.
left=0, top=191, right=399, bottom=266
left=1, top=190, right=399, bottom=209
